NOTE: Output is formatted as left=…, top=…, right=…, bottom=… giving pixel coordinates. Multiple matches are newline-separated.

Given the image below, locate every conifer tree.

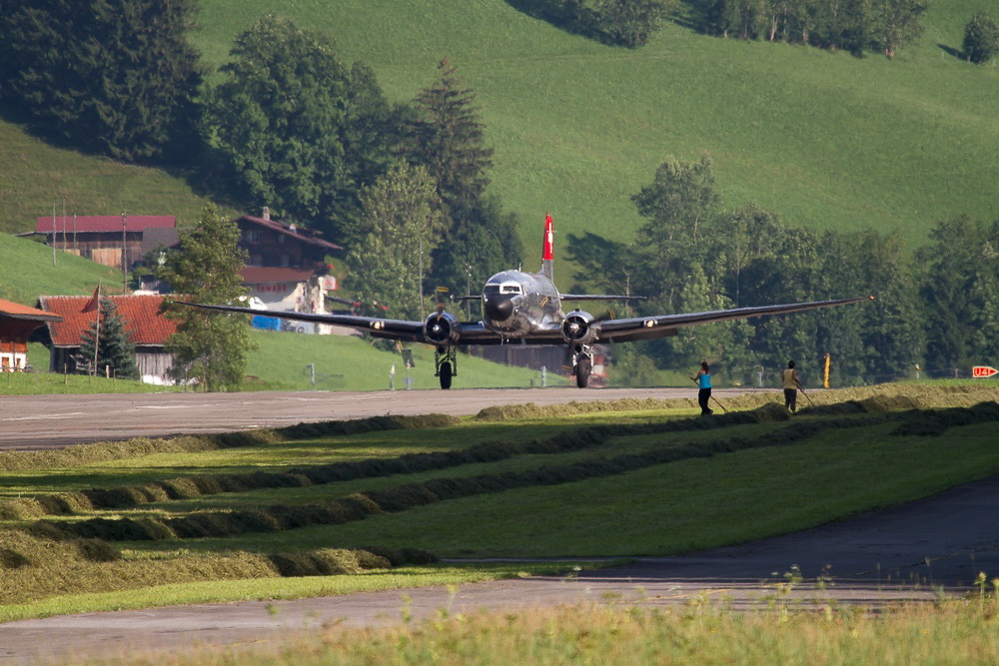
left=0, top=0, right=203, bottom=161
left=77, top=298, right=140, bottom=379
left=401, top=59, right=522, bottom=293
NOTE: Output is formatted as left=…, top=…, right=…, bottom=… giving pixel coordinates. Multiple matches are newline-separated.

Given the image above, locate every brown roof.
left=35, top=215, right=176, bottom=234
left=240, top=266, right=320, bottom=284
left=0, top=298, right=63, bottom=323
left=236, top=215, right=342, bottom=252
left=38, top=294, right=177, bottom=348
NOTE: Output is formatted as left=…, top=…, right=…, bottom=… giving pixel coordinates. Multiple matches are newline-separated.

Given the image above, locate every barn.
left=37, top=293, right=177, bottom=384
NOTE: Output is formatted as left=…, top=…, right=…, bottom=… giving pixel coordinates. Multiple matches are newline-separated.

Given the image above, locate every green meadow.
left=2, top=0, right=997, bottom=255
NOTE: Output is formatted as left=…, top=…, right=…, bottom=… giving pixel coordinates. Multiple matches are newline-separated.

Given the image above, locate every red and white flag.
left=542, top=213, right=554, bottom=261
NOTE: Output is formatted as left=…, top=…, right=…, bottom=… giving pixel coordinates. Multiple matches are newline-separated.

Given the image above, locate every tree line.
left=567, top=156, right=998, bottom=386
left=515, top=0, right=999, bottom=62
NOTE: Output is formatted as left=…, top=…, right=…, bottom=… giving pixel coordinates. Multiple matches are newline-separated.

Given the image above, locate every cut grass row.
left=2, top=390, right=999, bottom=620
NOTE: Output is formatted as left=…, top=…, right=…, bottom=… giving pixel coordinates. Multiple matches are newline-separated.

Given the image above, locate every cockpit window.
left=484, top=281, right=522, bottom=296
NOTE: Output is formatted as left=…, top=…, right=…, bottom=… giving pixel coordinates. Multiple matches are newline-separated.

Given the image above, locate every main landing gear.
left=435, top=345, right=457, bottom=390
left=572, top=345, right=593, bottom=389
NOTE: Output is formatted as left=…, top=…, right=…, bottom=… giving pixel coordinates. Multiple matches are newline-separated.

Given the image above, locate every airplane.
left=179, top=214, right=871, bottom=389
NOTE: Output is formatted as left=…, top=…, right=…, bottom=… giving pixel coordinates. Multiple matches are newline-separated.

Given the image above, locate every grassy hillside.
left=189, top=0, right=999, bottom=251
left=0, top=233, right=120, bottom=305
left=0, top=1, right=995, bottom=256
left=0, top=119, right=212, bottom=235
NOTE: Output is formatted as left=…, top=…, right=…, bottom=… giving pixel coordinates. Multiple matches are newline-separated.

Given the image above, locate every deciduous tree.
left=202, top=15, right=400, bottom=241
left=963, top=11, right=999, bottom=64
left=872, top=0, right=930, bottom=59
left=159, top=204, right=251, bottom=391
left=343, top=162, right=446, bottom=319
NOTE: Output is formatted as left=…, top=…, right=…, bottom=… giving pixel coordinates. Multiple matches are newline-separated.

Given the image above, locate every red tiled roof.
left=0, top=298, right=63, bottom=322
left=38, top=294, right=176, bottom=348
left=240, top=266, right=319, bottom=284
left=35, top=215, right=176, bottom=234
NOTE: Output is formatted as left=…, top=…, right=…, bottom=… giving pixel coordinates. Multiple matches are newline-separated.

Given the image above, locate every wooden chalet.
left=37, top=294, right=177, bottom=384
left=236, top=208, right=341, bottom=269
left=26, top=215, right=178, bottom=270
left=0, top=299, right=62, bottom=372
left=236, top=208, right=342, bottom=332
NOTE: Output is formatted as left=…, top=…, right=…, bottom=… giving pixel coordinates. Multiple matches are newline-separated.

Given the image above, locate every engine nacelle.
left=561, top=310, right=598, bottom=346
left=424, top=311, right=460, bottom=344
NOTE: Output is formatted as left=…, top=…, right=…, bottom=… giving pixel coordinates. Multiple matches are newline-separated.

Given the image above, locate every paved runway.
left=1, top=388, right=997, bottom=664
left=0, top=387, right=740, bottom=450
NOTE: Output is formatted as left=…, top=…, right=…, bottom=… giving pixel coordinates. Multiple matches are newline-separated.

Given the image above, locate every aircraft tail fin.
left=541, top=213, right=554, bottom=282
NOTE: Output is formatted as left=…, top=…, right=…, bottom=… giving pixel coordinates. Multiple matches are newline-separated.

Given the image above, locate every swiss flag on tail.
left=81, top=285, right=100, bottom=313
left=542, top=213, right=554, bottom=261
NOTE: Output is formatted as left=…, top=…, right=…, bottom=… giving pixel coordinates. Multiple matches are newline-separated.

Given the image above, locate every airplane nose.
left=484, top=295, right=514, bottom=322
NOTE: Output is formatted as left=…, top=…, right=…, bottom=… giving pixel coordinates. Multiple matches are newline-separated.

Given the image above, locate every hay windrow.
left=0, top=414, right=460, bottom=473
left=0, top=528, right=435, bottom=606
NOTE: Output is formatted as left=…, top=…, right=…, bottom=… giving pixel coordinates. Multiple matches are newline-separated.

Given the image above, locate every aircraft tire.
left=439, top=361, right=453, bottom=390
left=575, top=357, right=591, bottom=389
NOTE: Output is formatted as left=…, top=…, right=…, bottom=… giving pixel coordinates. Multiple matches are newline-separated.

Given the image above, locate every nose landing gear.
left=572, top=345, right=593, bottom=389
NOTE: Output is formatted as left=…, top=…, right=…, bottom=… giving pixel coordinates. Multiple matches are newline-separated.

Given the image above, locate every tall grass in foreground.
left=98, top=596, right=999, bottom=665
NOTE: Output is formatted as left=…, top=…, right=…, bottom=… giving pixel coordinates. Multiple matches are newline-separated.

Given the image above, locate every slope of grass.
left=9, top=327, right=565, bottom=393
left=0, top=233, right=121, bottom=305
left=0, top=119, right=212, bottom=235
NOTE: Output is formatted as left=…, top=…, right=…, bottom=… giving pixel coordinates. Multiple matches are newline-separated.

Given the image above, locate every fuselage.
left=481, top=270, right=562, bottom=337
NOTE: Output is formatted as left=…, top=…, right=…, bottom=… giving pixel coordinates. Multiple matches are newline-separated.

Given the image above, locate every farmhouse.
left=237, top=208, right=341, bottom=269
left=236, top=208, right=341, bottom=331
left=36, top=293, right=177, bottom=384
left=0, top=299, right=62, bottom=372
left=26, top=214, right=178, bottom=270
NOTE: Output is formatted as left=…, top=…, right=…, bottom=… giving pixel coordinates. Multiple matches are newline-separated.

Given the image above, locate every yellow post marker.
left=824, top=354, right=831, bottom=389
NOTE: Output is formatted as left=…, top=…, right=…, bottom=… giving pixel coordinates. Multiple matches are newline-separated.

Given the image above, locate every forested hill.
left=1, top=0, right=996, bottom=251
left=190, top=0, right=998, bottom=248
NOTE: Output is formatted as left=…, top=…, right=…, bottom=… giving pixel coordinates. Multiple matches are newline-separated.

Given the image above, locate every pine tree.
left=401, top=59, right=522, bottom=293
left=77, top=298, right=140, bottom=379
left=403, top=59, right=494, bottom=218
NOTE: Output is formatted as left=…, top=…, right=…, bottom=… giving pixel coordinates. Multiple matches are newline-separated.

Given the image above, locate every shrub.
left=964, top=11, right=999, bottom=64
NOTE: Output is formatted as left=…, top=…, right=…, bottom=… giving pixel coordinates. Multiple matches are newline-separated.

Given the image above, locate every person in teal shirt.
left=690, top=361, right=713, bottom=416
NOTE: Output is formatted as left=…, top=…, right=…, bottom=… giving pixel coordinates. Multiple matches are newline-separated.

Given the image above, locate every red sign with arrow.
left=972, top=366, right=998, bottom=378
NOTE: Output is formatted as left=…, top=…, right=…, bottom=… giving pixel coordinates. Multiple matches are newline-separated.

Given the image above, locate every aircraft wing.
left=175, top=301, right=556, bottom=345
left=175, top=301, right=427, bottom=342
left=595, top=296, right=872, bottom=343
